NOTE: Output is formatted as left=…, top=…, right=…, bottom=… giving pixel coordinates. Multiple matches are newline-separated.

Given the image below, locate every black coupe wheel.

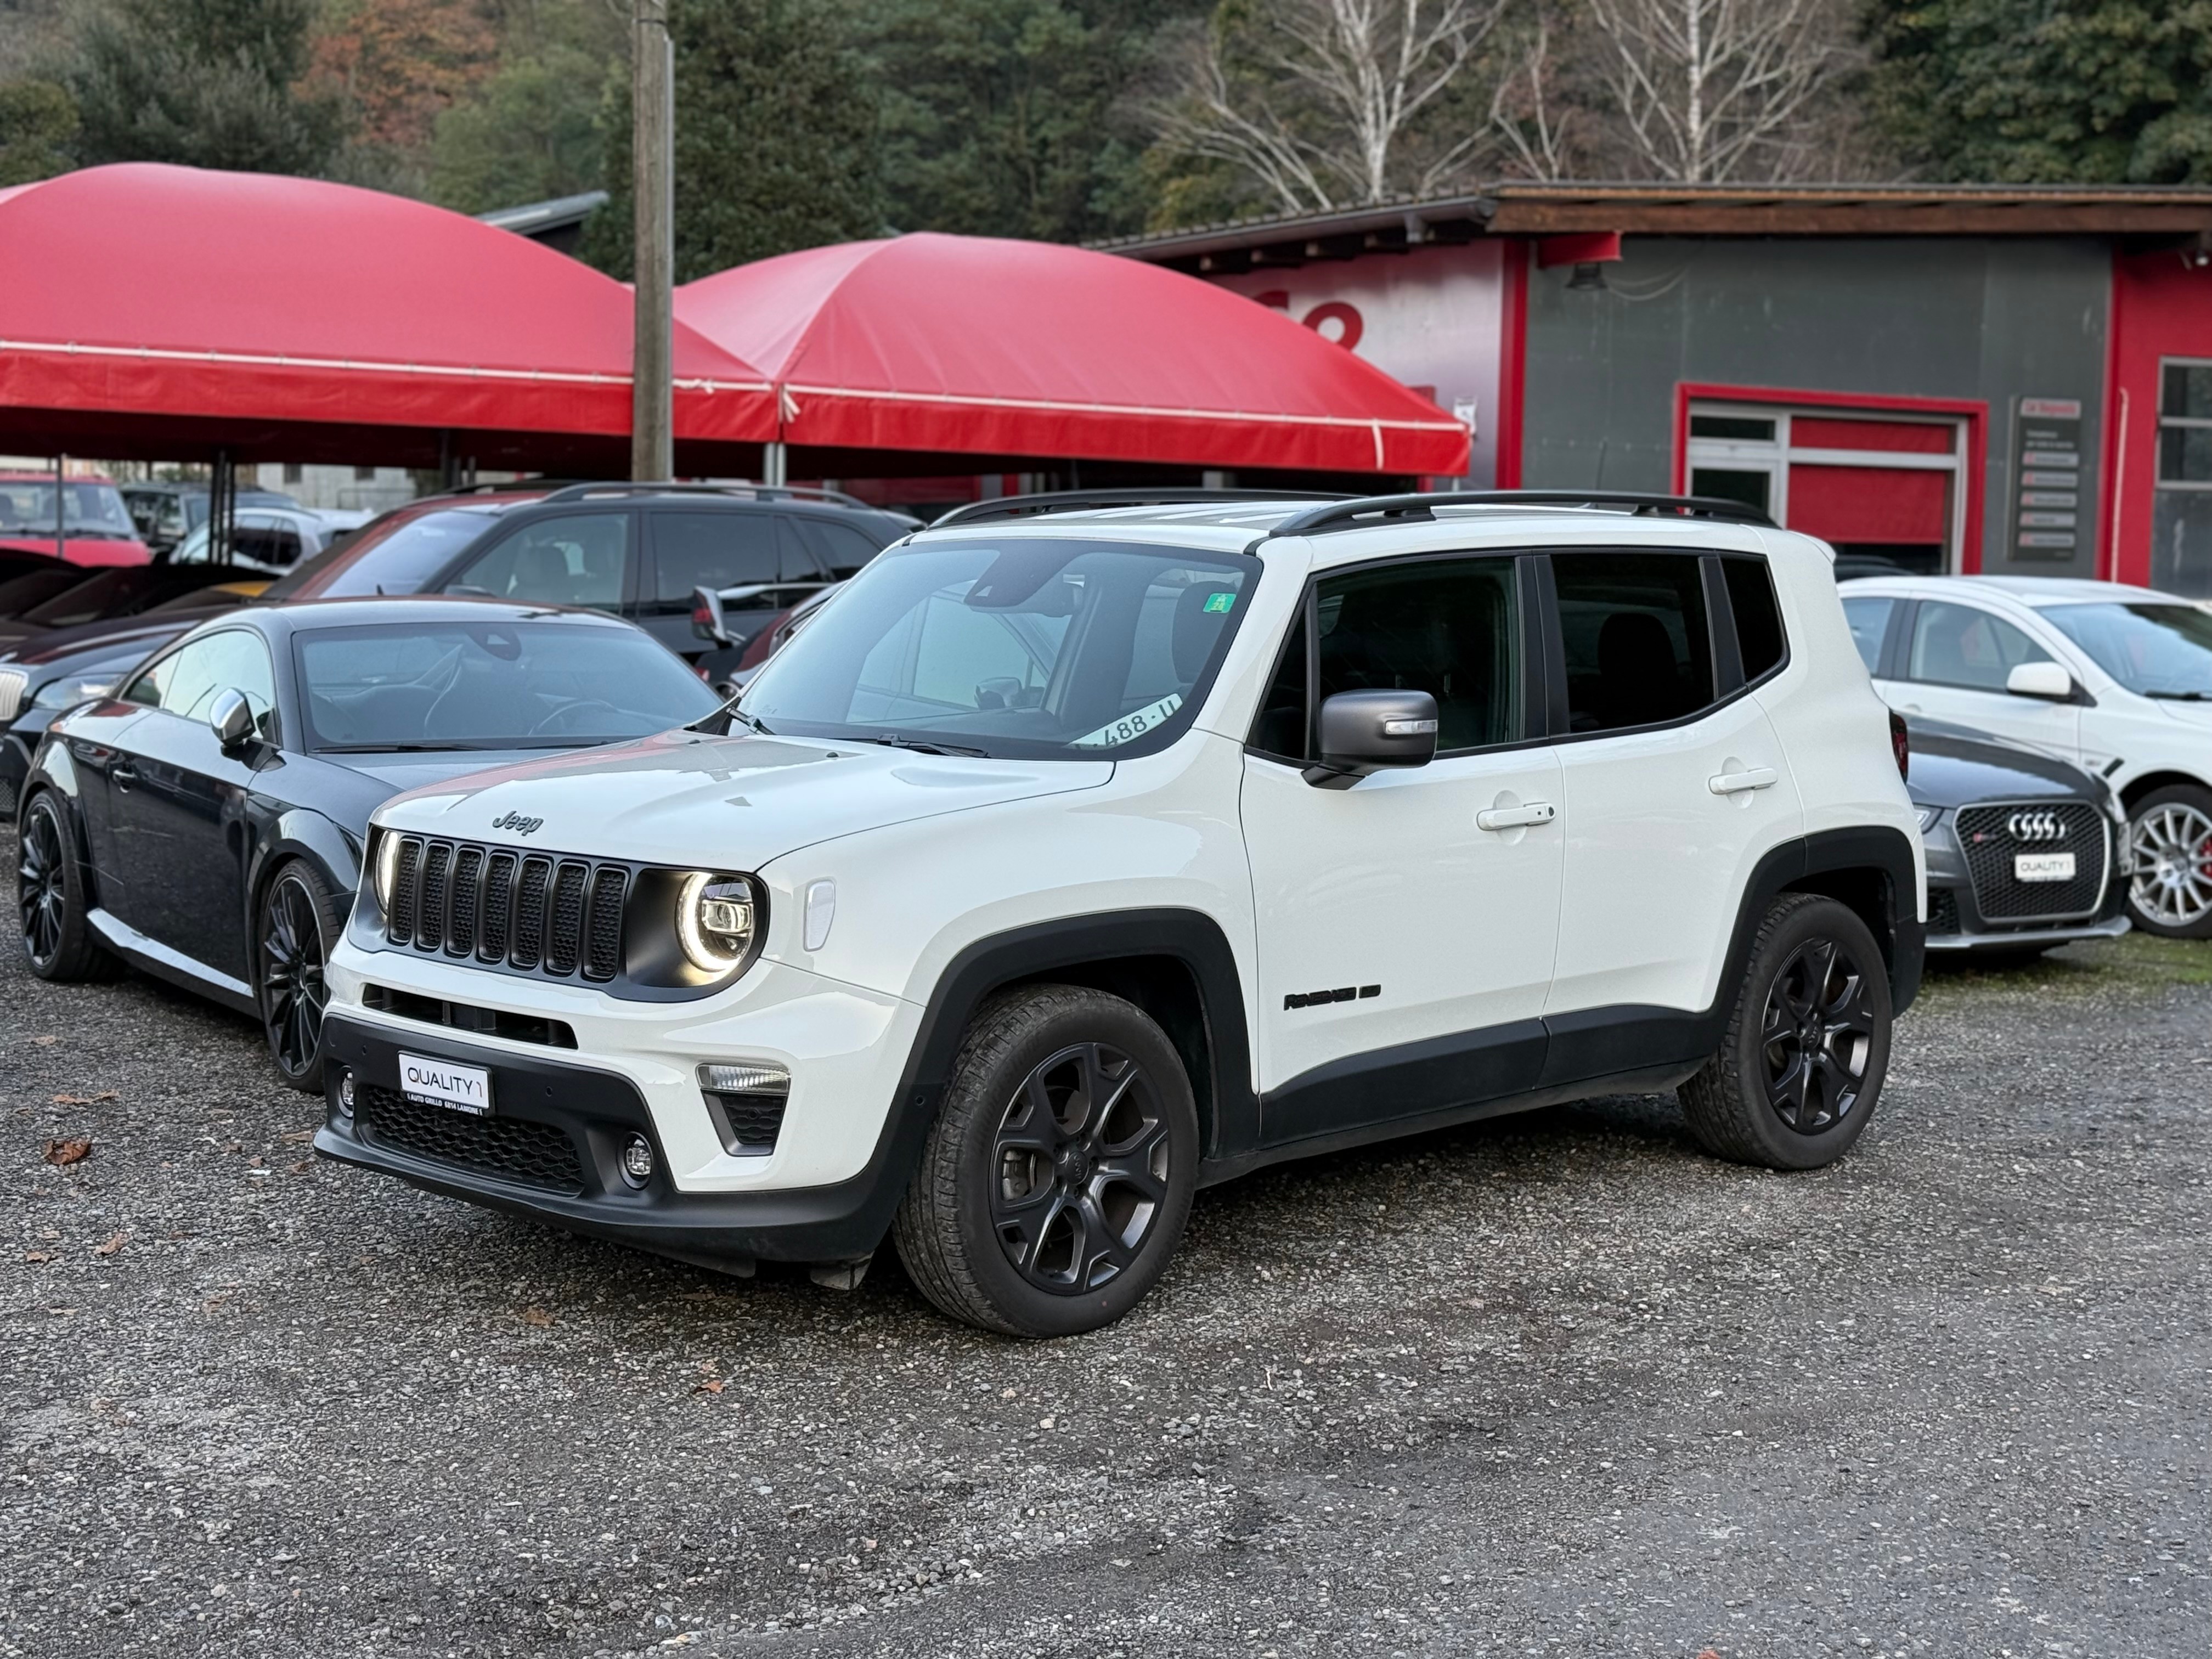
left=1681, top=893, right=1893, bottom=1170
left=894, top=985, right=1198, bottom=1336
left=258, top=862, right=340, bottom=1092
left=16, top=791, right=119, bottom=981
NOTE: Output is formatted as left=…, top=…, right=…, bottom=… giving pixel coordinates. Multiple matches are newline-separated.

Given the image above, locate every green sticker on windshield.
left=1203, top=591, right=1235, bottom=613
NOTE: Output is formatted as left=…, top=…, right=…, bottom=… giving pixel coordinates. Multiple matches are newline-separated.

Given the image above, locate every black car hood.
left=0, top=608, right=216, bottom=668
left=1905, top=716, right=2100, bottom=809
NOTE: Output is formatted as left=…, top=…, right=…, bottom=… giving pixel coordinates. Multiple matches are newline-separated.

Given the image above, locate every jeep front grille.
left=381, top=834, right=628, bottom=981
left=1954, top=801, right=2108, bottom=922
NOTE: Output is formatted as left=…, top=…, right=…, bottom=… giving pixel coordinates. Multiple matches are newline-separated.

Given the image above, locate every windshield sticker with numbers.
left=1069, top=694, right=1183, bottom=749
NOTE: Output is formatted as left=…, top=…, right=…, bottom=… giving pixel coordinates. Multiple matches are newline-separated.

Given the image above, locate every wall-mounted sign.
left=2012, top=396, right=2084, bottom=560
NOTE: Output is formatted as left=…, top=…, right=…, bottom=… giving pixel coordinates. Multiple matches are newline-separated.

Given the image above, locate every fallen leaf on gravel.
left=21, top=1251, right=54, bottom=1264
left=280, top=1129, right=314, bottom=1143
left=42, top=1138, right=91, bottom=1166
left=50, top=1092, right=117, bottom=1105
left=32, top=1035, right=58, bottom=1045
left=287, top=1160, right=311, bottom=1173
left=93, top=1232, right=127, bottom=1257
left=521, top=1306, right=555, bottom=1328
left=692, top=1379, right=725, bottom=1395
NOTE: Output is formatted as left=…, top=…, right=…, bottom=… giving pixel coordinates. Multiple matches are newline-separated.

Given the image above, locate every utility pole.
left=631, top=0, right=674, bottom=482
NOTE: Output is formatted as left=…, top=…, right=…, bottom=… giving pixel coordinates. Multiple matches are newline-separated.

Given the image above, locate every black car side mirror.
left=1304, top=689, right=1439, bottom=789
left=208, top=686, right=258, bottom=752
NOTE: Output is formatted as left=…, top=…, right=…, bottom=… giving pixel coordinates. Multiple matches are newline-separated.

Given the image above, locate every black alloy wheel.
left=16, top=792, right=117, bottom=981
left=990, top=1041, right=1171, bottom=1295
left=1680, top=892, right=1892, bottom=1171
left=258, top=864, right=338, bottom=1092
left=1758, top=936, right=1877, bottom=1135
left=17, top=794, right=66, bottom=968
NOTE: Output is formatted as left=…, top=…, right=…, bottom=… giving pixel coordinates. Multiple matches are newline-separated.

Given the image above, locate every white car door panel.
left=1882, top=597, right=2083, bottom=761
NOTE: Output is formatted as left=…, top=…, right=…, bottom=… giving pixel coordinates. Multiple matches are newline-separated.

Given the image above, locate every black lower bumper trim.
left=314, top=1015, right=897, bottom=1268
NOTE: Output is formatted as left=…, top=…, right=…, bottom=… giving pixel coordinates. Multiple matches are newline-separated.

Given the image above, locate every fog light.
left=620, top=1132, right=656, bottom=1188
left=337, top=1070, right=356, bottom=1119
left=699, top=1062, right=790, bottom=1096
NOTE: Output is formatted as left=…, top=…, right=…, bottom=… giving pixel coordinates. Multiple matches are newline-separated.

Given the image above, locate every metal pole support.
left=631, top=0, right=675, bottom=483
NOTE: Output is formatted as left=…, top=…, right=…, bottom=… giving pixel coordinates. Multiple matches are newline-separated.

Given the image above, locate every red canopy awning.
left=676, top=233, right=1469, bottom=476
left=0, top=164, right=775, bottom=467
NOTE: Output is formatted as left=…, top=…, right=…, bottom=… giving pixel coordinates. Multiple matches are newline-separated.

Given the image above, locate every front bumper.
left=314, top=1015, right=904, bottom=1269
left=1923, top=811, right=2130, bottom=953
left=1925, top=910, right=2131, bottom=952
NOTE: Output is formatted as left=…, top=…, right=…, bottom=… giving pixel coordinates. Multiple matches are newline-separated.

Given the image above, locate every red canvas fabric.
left=678, top=233, right=1470, bottom=475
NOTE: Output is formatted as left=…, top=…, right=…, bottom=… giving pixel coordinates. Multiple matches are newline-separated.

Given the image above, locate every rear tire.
left=16, top=791, right=121, bottom=982
left=1681, top=893, right=1893, bottom=1171
left=257, top=860, right=342, bottom=1093
left=893, top=985, right=1198, bottom=1337
left=2125, top=783, right=2212, bottom=940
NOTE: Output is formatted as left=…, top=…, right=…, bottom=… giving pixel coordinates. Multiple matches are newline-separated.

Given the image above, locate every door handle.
left=1476, top=800, right=1556, bottom=831
left=1707, top=766, right=1776, bottom=795
left=110, top=761, right=138, bottom=791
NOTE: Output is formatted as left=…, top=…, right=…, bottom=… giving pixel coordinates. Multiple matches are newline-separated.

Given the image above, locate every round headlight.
left=676, top=871, right=757, bottom=974
left=373, top=829, right=401, bottom=913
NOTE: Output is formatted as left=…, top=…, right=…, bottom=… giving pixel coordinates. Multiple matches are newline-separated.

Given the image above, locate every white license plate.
left=399, top=1053, right=492, bottom=1116
left=2014, top=851, right=2076, bottom=883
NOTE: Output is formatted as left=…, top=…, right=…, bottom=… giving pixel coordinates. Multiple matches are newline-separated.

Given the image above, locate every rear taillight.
left=1889, top=709, right=1909, bottom=783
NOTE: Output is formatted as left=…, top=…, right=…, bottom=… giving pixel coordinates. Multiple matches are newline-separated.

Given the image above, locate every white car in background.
left=1838, top=576, right=2212, bottom=938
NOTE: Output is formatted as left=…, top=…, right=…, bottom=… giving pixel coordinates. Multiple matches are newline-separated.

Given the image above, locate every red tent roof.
left=676, top=233, right=1468, bottom=475
left=0, top=164, right=774, bottom=466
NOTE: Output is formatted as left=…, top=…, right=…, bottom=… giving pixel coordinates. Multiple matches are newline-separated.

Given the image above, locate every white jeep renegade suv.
left=315, top=490, right=1925, bottom=1336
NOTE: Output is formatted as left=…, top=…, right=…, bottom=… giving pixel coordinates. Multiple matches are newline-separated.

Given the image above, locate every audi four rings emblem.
left=2006, top=809, right=2068, bottom=843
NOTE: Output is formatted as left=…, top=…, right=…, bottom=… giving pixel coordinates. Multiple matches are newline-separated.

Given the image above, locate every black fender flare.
left=842, top=908, right=1257, bottom=1252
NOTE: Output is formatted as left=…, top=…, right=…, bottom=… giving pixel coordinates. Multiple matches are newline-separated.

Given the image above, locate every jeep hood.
left=371, top=729, right=1114, bottom=869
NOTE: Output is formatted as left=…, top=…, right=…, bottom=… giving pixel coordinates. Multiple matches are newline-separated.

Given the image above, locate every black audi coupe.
left=17, top=598, right=719, bottom=1088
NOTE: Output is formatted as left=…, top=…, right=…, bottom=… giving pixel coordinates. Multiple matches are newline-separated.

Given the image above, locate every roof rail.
left=538, top=481, right=880, bottom=511
left=1264, top=490, right=1777, bottom=538
left=430, top=477, right=590, bottom=497
left=933, top=487, right=1353, bottom=529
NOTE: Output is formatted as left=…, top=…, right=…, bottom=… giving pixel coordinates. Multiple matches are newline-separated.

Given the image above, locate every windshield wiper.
left=314, top=741, right=485, bottom=753
left=686, top=698, right=769, bottom=737
left=2144, top=689, right=2212, bottom=701
left=857, top=734, right=992, bottom=758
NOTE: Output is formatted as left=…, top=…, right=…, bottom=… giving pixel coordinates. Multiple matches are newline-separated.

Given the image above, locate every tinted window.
left=124, top=629, right=277, bottom=733
left=2042, top=601, right=2212, bottom=697
left=1311, top=557, right=1519, bottom=752
left=742, top=538, right=1256, bottom=760
left=1551, top=553, right=1714, bottom=732
left=1840, top=595, right=1896, bottom=673
left=1722, top=556, right=1785, bottom=680
left=797, top=517, right=885, bottom=580
left=449, top=512, right=630, bottom=612
left=650, top=511, right=786, bottom=611
left=292, top=618, right=717, bottom=751
left=276, top=505, right=505, bottom=600
left=1906, top=600, right=2051, bottom=691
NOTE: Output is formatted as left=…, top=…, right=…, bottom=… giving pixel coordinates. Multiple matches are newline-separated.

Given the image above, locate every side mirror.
left=208, top=686, right=258, bottom=751
left=1304, top=689, right=1438, bottom=789
left=691, top=584, right=731, bottom=646
left=2006, top=661, right=2075, bottom=702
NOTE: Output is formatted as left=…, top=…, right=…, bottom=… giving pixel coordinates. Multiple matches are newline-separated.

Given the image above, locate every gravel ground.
left=3, top=822, right=2207, bottom=1659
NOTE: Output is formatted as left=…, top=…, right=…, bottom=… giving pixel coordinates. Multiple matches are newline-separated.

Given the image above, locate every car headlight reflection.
left=676, top=871, right=758, bottom=974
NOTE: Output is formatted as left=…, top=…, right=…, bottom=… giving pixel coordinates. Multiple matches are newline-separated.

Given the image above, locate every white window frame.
left=1686, top=400, right=1970, bottom=573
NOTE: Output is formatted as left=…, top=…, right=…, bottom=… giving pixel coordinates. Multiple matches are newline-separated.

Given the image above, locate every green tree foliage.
left=586, top=0, right=885, bottom=284
left=0, top=77, right=77, bottom=185
left=856, top=0, right=1195, bottom=241
left=1869, top=0, right=2212, bottom=183
left=427, top=44, right=612, bottom=211
left=67, top=0, right=349, bottom=174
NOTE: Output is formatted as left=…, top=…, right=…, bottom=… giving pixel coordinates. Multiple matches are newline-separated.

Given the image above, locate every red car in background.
left=0, top=472, right=152, bottom=566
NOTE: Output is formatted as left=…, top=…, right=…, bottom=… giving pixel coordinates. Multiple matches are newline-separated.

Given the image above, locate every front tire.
left=2125, top=783, right=2212, bottom=940
left=257, top=860, right=342, bottom=1092
left=1681, top=893, right=1893, bottom=1171
left=893, top=985, right=1199, bottom=1337
left=16, top=791, right=120, bottom=982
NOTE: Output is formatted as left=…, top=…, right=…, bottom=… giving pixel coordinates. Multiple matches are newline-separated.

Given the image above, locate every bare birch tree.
left=1146, top=0, right=1513, bottom=213
left=1487, top=15, right=1577, bottom=181
left=1581, top=0, right=1854, bottom=182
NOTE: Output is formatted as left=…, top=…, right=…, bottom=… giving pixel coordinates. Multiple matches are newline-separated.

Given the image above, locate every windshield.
left=737, top=537, right=1260, bottom=759
left=263, top=505, right=505, bottom=601
left=293, top=617, right=719, bottom=752
left=0, top=481, right=138, bottom=540
left=2042, top=602, right=2212, bottom=698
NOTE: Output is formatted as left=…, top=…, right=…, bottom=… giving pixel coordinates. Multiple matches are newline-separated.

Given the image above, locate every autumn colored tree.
left=313, top=0, right=499, bottom=182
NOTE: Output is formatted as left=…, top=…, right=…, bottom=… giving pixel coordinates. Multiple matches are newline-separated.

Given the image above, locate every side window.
left=450, top=513, right=630, bottom=612
left=796, top=517, right=884, bottom=580
left=1906, top=600, right=2052, bottom=691
left=1840, top=595, right=1897, bottom=674
left=1252, top=557, right=1520, bottom=759
left=1551, top=552, right=1715, bottom=734
left=1722, top=556, right=1786, bottom=681
left=122, top=630, right=277, bottom=732
left=649, top=511, right=784, bottom=614
left=232, top=515, right=305, bottom=569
